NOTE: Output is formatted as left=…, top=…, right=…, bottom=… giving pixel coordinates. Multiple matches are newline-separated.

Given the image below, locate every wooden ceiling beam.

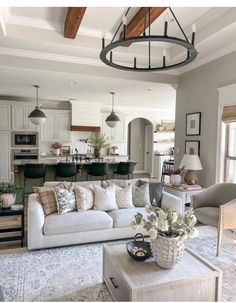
left=119, top=7, right=167, bottom=46
left=64, top=7, right=87, bottom=39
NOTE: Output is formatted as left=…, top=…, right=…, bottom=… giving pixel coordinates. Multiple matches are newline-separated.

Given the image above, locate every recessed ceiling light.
left=147, top=88, right=152, bottom=91
left=69, top=81, right=77, bottom=85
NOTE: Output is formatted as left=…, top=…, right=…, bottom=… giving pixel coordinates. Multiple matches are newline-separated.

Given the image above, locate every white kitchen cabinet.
left=101, top=113, right=126, bottom=143
left=0, top=104, right=11, bottom=130
left=0, top=131, right=11, bottom=182
left=12, top=105, right=37, bottom=131
left=40, top=110, right=71, bottom=142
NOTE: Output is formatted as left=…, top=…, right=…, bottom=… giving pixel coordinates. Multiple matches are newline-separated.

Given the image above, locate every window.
left=225, top=122, right=236, bottom=182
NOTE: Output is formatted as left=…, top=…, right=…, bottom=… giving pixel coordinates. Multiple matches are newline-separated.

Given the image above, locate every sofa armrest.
left=219, top=198, right=236, bottom=229
left=162, top=192, right=183, bottom=215
left=27, top=193, right=45, bottom=250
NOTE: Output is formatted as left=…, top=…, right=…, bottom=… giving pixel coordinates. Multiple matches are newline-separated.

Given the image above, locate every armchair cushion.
left=194, top=207, right=219, bottom=227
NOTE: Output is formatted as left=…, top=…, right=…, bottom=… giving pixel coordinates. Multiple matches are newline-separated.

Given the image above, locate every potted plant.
left=88, top=132, right=107, bottom=158
left=0, top=182, right=23, bottom=208
left=133, top=207, right=198, bottom=269
left=52, top=142, right=62, bottom=156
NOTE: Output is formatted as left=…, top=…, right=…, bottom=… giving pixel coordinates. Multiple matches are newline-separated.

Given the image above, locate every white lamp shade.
left=180, top=154, right=203, bottom=170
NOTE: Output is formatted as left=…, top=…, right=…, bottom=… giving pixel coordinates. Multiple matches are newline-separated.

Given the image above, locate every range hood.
left=70, top=101, right=101, bottom=132
left=70, top=125, right=100, bottom=132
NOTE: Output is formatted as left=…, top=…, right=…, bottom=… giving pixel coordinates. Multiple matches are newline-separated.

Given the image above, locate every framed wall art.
left=185, top=140, right=200, bottom=156
left=186, top=112, right=201, bottom=136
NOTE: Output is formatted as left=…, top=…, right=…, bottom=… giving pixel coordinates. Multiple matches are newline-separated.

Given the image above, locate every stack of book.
left=181, top=184, right=202, bottom=190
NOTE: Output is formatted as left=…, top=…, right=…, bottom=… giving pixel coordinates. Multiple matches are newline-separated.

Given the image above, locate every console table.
left=0, top=207, right=24, bottom=247
left=164, top=183, right=205, bottom=213
left=103, top=242, right=222, bottom=301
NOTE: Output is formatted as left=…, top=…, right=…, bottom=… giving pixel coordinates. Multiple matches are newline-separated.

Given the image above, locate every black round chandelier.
left=100, top=7, right=198, bottom=72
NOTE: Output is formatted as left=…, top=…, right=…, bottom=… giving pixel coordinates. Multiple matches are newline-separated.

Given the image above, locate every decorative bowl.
left=126, top=233, right=152, bottom=261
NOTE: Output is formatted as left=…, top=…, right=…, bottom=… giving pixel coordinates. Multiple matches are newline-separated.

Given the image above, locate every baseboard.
left=134, top=170, right=146, bottom=174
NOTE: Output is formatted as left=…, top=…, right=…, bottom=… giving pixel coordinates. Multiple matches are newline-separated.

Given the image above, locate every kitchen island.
left=13, top=159, right=136, bottom=192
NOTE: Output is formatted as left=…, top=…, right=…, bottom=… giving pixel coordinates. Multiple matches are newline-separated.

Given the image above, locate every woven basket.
left=151, top=234, right=184, bottom=269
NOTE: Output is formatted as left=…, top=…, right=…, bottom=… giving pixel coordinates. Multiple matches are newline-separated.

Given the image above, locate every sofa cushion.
left=43, top=181, right=72, bottom=188
left=108, top=207, right=147, bottom=228
left=194, top=207, right=219, bottom=227
left=54, top=186, right=76, bottom=215
left=102, top=179, right=127, bottom=188
left=74, top=184, right=94, bottom=211
left=132, top=182, right=150, bottom=207
left=34, top=187, right=57, bottom=216
left=138, top=180, right=164, bottom=206
left=93, top=184, right=118, bottom=211
left=115, top=185, right=134, bottom=209
left=44, top=210, right=113, bottom=235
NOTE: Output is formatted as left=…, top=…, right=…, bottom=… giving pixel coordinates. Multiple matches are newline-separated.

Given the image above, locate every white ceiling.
left=0, top=6, right=236, bottom=108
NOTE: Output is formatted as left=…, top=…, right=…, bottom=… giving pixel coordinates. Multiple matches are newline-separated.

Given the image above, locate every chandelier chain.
left=111, top=7, right=131, bottom=43
left=168, top=7, right=189, bottom=43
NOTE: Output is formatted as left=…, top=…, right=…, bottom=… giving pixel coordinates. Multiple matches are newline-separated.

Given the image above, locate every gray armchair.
left=192, top=183, right=236, bottom=256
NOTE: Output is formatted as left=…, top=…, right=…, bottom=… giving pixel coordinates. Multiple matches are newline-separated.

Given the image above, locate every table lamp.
left=179, top=154, right=203, bottom=184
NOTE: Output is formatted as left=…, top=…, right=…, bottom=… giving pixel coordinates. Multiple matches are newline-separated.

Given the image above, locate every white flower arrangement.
left=133, top=206, right=199, bottom=241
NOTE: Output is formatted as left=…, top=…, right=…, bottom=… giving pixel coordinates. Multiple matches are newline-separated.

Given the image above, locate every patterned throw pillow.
left=93, top=184, right=118, bottom=211
left=115, top=185, right=134, bottom=209
left=54, top=186, right=76, bottom=215
left=132, top=182, right=150, bottom=207
left=34, top=187, right=57, bottom=216
left=74, top=185, right=94, bottom=211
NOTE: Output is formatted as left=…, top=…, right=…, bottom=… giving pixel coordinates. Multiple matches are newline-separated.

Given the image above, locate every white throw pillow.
left=74, top=185, right=94, bottom=211
left=93, top=184, right=118, bottom=211
left=115, top=185, right=134, bottom=209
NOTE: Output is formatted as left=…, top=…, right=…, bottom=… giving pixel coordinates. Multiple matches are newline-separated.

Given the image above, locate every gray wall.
left=175, top=51, right=236, bottom=187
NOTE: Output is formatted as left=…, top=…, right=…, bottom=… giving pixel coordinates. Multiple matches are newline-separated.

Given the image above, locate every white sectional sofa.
left=28, top=179, right=182, bottom=250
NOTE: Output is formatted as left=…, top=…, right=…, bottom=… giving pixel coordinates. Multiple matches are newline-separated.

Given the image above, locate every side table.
left=0, top=207, right=24, bottom=247
left=164, top=183, right=205, bottom=213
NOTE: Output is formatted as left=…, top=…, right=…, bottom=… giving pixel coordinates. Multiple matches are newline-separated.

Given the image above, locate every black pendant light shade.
left=28, top=85, right=47, bottom=125
left=105, top=92, right=120, bottom=128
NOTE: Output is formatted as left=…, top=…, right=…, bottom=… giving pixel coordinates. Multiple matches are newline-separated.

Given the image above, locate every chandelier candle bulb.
left=122, top=15, right=127, bottom=25
left=192, top=23, right=197, bottom=33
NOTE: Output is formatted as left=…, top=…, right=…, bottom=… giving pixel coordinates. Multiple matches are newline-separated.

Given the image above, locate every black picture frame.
left=186, top=112, right=201, bottom=136
left=185, top=140, right=200, bottom=156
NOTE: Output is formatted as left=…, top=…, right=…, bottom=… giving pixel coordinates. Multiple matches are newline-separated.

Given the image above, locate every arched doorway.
left=127, top=118, right=153, bottom=175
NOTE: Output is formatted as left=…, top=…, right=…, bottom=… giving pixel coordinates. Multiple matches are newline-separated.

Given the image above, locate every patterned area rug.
left=0, top=226, right=236, bottom=301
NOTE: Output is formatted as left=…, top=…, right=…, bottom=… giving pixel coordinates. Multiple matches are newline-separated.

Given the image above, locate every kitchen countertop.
left=39, top=154, right=129, bottom=158
left=13, top=159, right=134, bottom=166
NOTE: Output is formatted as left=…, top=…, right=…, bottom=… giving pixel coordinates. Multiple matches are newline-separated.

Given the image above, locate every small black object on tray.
left=126, top=233, right=152, bottom=261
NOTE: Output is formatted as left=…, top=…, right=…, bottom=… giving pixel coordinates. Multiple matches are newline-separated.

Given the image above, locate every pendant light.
left=28, top=85, right=47, bottom=125
left=105, top=92, right=120, bottom=128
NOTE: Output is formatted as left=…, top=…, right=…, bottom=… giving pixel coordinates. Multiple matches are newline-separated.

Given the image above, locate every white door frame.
left=144, top=124, right=154, bottom=175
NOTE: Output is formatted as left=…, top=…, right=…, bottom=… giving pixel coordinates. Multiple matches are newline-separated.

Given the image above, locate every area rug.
left=0, top=226, right=236, bottom=301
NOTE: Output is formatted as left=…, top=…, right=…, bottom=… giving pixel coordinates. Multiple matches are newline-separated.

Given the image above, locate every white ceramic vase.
left=151, top=234, right=184, bottom=269
left=0, top=193, right=16, bottom=208
left=170, top=174, right=182, bottom=186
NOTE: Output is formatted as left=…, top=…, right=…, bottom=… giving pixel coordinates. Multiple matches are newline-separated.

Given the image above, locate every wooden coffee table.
left=103, top=242, right=222, bottom=301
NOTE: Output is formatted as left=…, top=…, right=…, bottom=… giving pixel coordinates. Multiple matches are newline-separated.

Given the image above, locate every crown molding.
left=0, top=46, right=104, bottom=67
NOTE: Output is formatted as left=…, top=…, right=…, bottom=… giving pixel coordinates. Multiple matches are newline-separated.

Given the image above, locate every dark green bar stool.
left=55, top=162, right=77, bottom=181
left=113, top=161, right=134, bottom=179
left=87, top=162, right=107, bottom=181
